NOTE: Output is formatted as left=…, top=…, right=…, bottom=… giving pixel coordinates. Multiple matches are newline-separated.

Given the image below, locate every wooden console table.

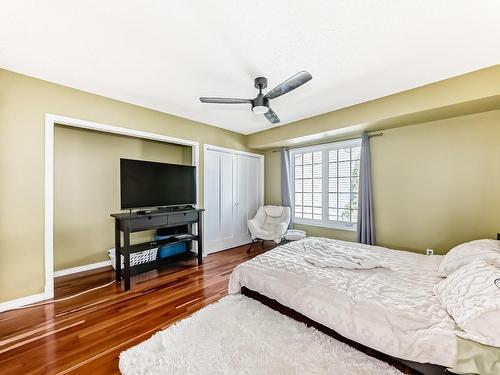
left=111, top=208, right=204, bottom=291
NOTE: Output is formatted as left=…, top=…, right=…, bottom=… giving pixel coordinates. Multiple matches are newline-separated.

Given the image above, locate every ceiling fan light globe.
left=252, top=105, right=269, bottom=115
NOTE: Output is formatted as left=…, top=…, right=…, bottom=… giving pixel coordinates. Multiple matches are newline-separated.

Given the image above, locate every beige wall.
left=54, top=126, right=192, bottom=270
left=266, top=110, right=500, bottom=254
left=0, top=68, right=253, bottom=302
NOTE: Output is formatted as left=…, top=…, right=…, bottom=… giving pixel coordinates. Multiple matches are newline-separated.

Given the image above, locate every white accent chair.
left=247, top=205, right=291, bottom=253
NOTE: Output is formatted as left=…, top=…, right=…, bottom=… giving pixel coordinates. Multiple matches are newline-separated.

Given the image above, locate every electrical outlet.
left=426, top=249, right=434, bottom=256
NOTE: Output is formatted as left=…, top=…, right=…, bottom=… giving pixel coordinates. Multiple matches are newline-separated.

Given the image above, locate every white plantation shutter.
left=293, top=151, right=322, bottom=220
left=291, top=139, right=361, bottom=230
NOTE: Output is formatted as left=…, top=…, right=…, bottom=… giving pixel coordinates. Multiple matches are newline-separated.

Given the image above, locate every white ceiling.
left=1, top=1, right=499, bottom=135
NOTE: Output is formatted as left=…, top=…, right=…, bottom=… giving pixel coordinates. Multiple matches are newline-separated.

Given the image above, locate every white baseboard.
left=0, top=261, right=112, bottom=313
left=0, top=292, right=50, bottom=313
left=54, top=260, right=112, bottom=277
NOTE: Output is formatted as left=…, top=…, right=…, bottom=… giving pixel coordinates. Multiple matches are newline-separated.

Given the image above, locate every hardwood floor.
left=1, top=242, right=422, bottom=375
left=0, top=243, right=270, bottom=375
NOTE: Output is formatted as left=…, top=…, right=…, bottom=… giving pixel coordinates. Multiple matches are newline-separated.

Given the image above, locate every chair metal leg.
left=248, top=238, right=283, bottom=253
left=247, top=239, right=258, bottom=253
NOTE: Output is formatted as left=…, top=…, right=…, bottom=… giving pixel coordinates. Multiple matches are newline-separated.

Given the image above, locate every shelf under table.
left=121, top=234, right=199, bottom=254
left=129, top=250, right=199, bottom=276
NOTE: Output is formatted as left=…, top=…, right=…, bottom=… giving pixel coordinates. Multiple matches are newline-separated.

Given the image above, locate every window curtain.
left=357, top=133, right=375, bottom=245
left=280, top=148, right=293, bottom=228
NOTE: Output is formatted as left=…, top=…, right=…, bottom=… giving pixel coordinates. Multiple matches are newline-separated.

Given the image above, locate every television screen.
left=120, top=159, right=196, bottom=209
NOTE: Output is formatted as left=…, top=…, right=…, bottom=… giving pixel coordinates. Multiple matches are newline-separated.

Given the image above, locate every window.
left=291, top=139, right=361, bottom=231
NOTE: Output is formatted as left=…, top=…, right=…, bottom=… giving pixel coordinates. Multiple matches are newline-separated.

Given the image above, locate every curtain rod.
left=271, top=132, right=383, bottom=152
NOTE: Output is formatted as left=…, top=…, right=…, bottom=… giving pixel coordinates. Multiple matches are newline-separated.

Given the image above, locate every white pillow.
left=438, top=239, right=500, bottom=276
left=434, top=260, right=500, bottom=347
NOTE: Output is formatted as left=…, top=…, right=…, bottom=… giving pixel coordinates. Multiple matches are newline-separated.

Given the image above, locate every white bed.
left=228, top=237, right=457, bottom=368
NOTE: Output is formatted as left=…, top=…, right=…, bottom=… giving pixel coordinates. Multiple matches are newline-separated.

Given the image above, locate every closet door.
left=204, top=148, right=263, bottom=254
left=234, top=155, right=249, bottom=244
left=234, top=155, right=261, bottom=245
left=204, top=149, right=237, bottom=254
left=220, top=152, right=237, bottom=245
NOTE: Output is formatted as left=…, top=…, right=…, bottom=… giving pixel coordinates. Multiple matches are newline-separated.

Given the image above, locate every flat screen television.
left=120, top=158, right=196, bottom=209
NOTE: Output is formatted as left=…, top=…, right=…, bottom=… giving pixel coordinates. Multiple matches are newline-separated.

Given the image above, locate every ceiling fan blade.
left=264, top=108, right=280, bottom=124
left=199, top=97, right=252, bottom=104
left=264, top=71, right=312, bottom=100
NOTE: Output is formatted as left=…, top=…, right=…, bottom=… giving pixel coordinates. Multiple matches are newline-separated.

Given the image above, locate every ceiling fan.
left=199, top=71, right=312, bottom=124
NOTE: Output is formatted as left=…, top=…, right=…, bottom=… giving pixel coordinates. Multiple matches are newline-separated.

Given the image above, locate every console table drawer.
left=169, top=211, right=198, bottom=224
left=129, top=215, right=169, bottom=230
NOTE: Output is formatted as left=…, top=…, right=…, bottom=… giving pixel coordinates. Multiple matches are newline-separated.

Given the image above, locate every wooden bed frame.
left=241, top=286, right=453, bottom=375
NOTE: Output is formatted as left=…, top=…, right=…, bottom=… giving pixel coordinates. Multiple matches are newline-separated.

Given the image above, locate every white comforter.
left=228, top=237, right=457, bottom=367
left=303, top=238, right=387, bottom=269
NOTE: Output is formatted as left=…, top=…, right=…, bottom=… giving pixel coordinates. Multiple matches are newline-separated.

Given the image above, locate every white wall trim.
left=293, top=218, right=357, bottom=231
left=53, top=260, right=113, bottom=278
left=2, top=113, right=201, bottom=312
left=44, top=116, right=55, bottom=301
left=289, top=138, right=361, bottom=154
left=191, top=141, right=201, bottom=256
left=204, top=144, right=264, bottom=159
left=50, top=114, right=199, bottom=147
left=0, top=292, right=48, bottom=313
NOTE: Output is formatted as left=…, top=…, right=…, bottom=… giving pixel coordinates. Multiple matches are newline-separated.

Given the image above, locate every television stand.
left=111, top=208, right=204, bottom=291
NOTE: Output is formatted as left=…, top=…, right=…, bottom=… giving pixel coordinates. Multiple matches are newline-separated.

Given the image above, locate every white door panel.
left=220, top=153, right=236, bottom=242
left=234, top=155, right=249, bottom=242
left=204, top=147, right=263, bottom=254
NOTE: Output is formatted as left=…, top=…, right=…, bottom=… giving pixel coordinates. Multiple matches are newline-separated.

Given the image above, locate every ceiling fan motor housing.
left=252, top=93, right=269, bottom=114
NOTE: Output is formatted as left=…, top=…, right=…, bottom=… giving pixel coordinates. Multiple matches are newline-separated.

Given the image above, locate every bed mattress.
left=228, top=237, right=457, bottom=367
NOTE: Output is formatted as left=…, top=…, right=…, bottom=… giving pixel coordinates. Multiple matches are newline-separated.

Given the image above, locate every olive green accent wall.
left=265, top=110, right=500, bottom=254
left=264, top=150, right=282, bottom=205
left=0, top=68, right=253, bottom=303
left=248, top=65, right=500, bottom=149
left=54, top=126, right=192, bottom=270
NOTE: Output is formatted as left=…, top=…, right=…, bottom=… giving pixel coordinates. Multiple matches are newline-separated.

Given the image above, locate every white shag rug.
left=119, top=295, right=402, bottom=375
